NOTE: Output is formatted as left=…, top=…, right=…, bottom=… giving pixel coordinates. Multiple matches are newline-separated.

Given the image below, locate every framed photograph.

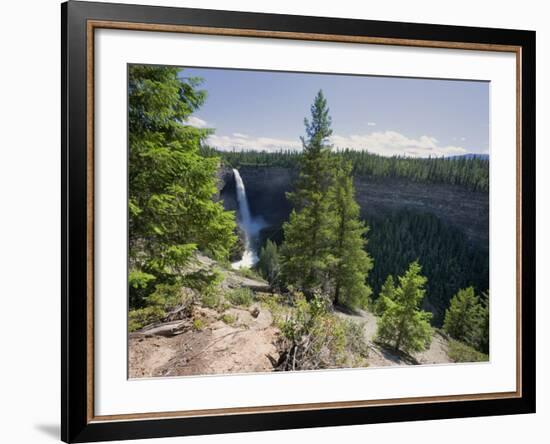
left=62, top=1, right=535, bottom=442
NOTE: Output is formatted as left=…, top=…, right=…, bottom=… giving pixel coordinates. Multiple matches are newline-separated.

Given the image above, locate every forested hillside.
left=216, top=152, right=489, bottom=326
left=128, top=66, right=489, bottom=378
left=210, top=148, right=489, bottom=192
left=368, top=211, right=488, bottom=325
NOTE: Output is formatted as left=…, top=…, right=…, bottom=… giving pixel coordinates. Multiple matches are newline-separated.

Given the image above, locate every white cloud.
left=329, top=131, right=468, bottom=157
left=185, top=116, right=208, bottom=128
left=367, top=122, right=377, bottom=126
left=206, top=129, right=469, bottom=158
left=207, top=134, right=302, bottom=152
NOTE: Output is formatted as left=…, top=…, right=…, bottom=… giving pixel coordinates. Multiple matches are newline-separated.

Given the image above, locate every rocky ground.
left=129, top=303, right=280, bottom=378
left=128, top=256, right=452, bottom=379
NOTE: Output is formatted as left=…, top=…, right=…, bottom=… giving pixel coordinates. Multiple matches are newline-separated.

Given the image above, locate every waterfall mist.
left=231, top=169, right=265, bottom=269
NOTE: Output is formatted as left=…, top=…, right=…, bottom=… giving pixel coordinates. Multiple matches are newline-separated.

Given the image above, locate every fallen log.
left=130, top=320, right=192, bottom=338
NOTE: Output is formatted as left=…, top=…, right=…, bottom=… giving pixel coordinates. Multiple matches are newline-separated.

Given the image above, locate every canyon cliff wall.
left=219, top=166, right=488, bottom=250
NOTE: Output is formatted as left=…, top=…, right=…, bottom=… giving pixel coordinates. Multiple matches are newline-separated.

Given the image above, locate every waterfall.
left=231, top=169, right=261, bottom=269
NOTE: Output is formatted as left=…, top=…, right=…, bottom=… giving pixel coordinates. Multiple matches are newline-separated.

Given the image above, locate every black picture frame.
left=62, top=1, right=536, bottom=442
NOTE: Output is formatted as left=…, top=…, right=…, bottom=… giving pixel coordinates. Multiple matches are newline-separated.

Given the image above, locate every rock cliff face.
left=219, top=166, right=488, bottom=250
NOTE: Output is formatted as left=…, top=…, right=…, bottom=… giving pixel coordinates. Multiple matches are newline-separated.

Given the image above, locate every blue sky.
left=180, top=67, right=489, bottom=158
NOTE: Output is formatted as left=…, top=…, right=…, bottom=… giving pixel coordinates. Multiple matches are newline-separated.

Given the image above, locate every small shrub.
left=127, top=283, right=183, bottom=332
left=147, top=283, right=184, bottom=310
left=128, top=306, right=165, bottom=332
left=260, top=294, right=288, bottom=326
left=277, top=293, right=347, bottom=370
left=128, top=269, right=156, bottom=309
left=193, top=318, right=205, bottom=331
left=343, top=319, right=369, bottom=357
left=227, top=287, right=254, bottom=307
left=201, top=290, right=222, bottom=310
left=196, top=270, right=224, bottom=310
left=221, top=313, right=237, bottom=325
left=235, top=267, right=263, bottom=280
left=448, top=339, right=489, bottom=363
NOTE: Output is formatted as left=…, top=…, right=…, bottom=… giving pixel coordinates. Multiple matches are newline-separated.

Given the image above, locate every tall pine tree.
left=376, top=261, right=433, bottom=353
left=330, top=160, right=373, bottom=309
left=128, top=65, right=236, bottom=308
left=281, top=90, right=336, bottom=293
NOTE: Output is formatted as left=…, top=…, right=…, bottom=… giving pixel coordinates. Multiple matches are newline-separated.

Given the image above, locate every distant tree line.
left=128, top=68, right=489, bottom=361
left=210, top=147, right=489, bottom=192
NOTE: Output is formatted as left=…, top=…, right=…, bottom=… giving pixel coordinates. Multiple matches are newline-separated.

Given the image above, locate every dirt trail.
left=129, top=303, right=279, bottom=378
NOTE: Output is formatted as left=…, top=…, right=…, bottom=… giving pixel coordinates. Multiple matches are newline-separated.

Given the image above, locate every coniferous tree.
left=443, top=287, right=489, bottom=353
left=281, top=90, right=336, bottom=293
left=374, top=275, right=396, bottom=316
left=128, top=65, right=236, bottom=309
left=257, top=239, right=280, bottom=286
left=330, top=160, right=373, bottom=309
left=477, top=291, right=490, bottom=354
left=376, top=261, right=433, bottom=353
left=443, top=287, right=482, bottom=345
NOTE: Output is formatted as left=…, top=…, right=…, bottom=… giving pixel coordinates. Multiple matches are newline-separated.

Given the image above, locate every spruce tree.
left=376, top=261, right=433, bottom=353
left=281, top=90, right=336, bottom=293
left=330, top=160, right=373, bottom=309
left=128, top=65, right=236, bottom=308
left=257, top=239, right=280, bottom=286
left=477, top=291, right=489, bottom=354
left=443, top=287, right=486, bottom=349
left=374, top=275, right=396, bottom=316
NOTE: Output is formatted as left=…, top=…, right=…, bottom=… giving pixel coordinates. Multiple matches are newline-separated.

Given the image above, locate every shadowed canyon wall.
left=220, top=165, right=489, bottom=250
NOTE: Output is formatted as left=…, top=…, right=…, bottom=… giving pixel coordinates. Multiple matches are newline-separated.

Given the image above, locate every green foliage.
left=221, top=313, right=237, bottom=325
left=376, top=262, right=433, bottom=353
left=233, top=267, right=263, bottom=280
left=444, top=287, right=489, bottom=353
left=129, top=270, right=156, bottom=288
left=443, top=287, right=481, bottom=343
left=128, top=65, right=236, bottom=310
left=128, top=283, right=184, bottom=331
left=193, top=318, right=205, bottom=331
left=341, top=319, right=369, bottom=358
left=280, top=92, right=373, bottom=310
left=330, top=160, right=373, bottom=309
left=190, top=269, right=224, bottom=310
left=217, top=149, right=489, bottom=192
left=281, top=90, right=337, bottom=292
left=477, top=292, right=490, bottom=354
left=374, top=275, right=396, bottom=316
left=257, top=239, right=281, bottom=286
left=368, top=211, right=489, bottom=325
left=276, top=293, right=368, bottom=370
left=128, top=306, right=165, bottom=332
left=447, top=339, right=489, bottom=363
left=226, top=287, right=254, bottom=307
left=128, top=270, right=157, bottom=309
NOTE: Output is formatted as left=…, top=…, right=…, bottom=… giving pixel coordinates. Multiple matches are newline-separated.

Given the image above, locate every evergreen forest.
left=127, top=66, right=490, bottom=378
